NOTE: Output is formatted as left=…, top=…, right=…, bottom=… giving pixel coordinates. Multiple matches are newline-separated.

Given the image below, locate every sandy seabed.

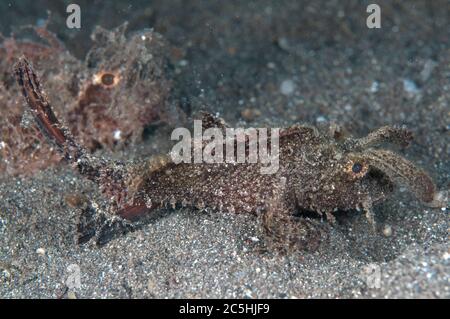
left=0, top=0, right=448, bottom=298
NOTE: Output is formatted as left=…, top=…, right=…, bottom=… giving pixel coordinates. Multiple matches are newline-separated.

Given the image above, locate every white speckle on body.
left=113, top=130, right=122, bottom=141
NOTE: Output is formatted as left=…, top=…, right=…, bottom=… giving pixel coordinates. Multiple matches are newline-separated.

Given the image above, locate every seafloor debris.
left=0, top=23, right=173, bottom=175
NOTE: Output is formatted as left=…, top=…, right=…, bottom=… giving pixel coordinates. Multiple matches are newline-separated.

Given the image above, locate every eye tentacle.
left=364, top=149, right=437, bottom=204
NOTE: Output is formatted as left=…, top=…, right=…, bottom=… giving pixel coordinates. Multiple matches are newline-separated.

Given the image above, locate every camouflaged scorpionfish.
left=14, top=57, right=445, bottom=248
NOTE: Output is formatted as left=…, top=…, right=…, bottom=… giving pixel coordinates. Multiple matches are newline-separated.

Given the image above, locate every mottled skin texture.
left=1, top=24, right=172, bottom=175
left=14, top=58, right=444, bottom=249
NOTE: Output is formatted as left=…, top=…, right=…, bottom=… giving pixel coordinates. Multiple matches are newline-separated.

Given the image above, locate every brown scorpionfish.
left=13, top=57, right=446, bottom=249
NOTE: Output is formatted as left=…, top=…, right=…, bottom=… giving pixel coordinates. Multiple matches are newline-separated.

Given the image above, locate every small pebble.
left=383, top=225, right=393, bottom=237
left=316, top=115, right=327, bottom=123
left=442, top=252, right=450, bottom=261
left=370, top=81, right=379, bottom=93
left=36, top=248, right=46, bottom=256
left=280, top=79, right=295, bottom=95
left=2, top=269, right=11, bottom=279
left=240, top=108, right=261, bottom=121
left=0, top=217, right=6, bottom=232
left=67, top=291, right=77, bottom=299
left=420, top=60, right=437, bottom=82
left=403, top=79, right=419, bottom=94
left=65, top=193, right=88, bottom=208
left=277, top=37, right=290, bottom=51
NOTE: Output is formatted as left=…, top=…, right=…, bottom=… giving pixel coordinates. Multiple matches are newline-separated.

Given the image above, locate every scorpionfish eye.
left=93, top=71, right=120, bottom=88
left=101, top=73, right=115, bottom=86
left=352, top=162, right=363, bottom=173
left=344, top=158, right=368, bottom=179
